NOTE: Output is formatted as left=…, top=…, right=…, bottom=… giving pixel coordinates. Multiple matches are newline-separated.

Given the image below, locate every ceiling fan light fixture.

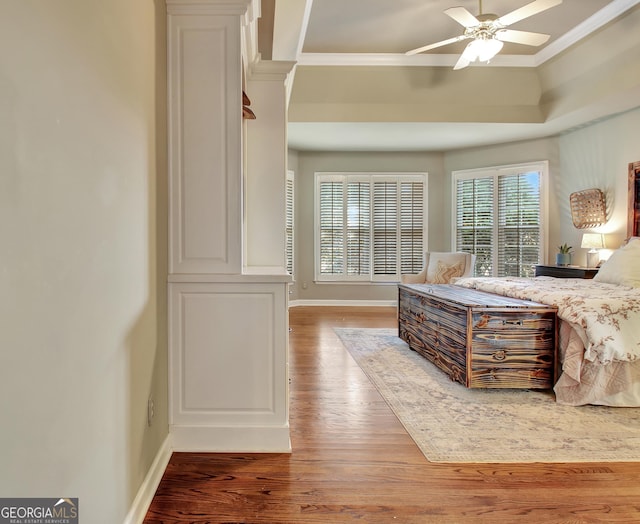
left=406, top=0, right=562, bottom=70
left=462, top=37, right=503, bottom=64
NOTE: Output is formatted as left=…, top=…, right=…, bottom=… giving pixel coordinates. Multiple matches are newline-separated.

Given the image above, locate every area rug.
left=335, top=328, right=640, bottom=463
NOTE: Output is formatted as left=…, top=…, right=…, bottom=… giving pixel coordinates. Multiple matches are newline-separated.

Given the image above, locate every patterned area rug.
left=335, top=328, right=640, bottom=463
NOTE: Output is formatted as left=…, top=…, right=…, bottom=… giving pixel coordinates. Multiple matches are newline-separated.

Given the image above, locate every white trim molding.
left=171, top=426, right=291, bottom=452
left=166, top=0, right=254, bottom=15
left=289, top=299, right=397, bottom=308
left=123, top=435, right=173, bottom=524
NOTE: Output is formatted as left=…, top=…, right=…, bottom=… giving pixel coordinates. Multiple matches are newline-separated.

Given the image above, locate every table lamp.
left=581, top=233, right=604, bottom=268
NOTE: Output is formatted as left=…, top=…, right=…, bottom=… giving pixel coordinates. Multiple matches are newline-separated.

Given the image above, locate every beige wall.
left=0, top=1, right=168, bottom=522
left=289, top=107, right=640, bottom=301
left=556, top=107, right=640, bottom=256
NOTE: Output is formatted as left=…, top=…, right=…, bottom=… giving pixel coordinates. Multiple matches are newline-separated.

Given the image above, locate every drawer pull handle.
left=493, top=350, right=507, bottom=361
left=502, top=319, right=523, bottom=326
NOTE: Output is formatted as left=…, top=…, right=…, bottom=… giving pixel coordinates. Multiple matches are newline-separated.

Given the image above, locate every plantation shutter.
left=400, top=181, right=424, bottom=274
left=497, top=172, right=541, bottom=278
left=454, top=163, right=545, bottom=278
left=346, top=181, right=371, bottom=275
left=455, top=177, right=494, bottom=276
left=285, top=172, right=294, bottom=276
left=319, top=180, right=344, bottom=275
left=316, top=173, right=427, bottom=281
left=373, top=181, right=398, bottom=277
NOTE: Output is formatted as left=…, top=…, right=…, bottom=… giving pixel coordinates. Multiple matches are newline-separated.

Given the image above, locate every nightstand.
left=534, top=265, right=599, bottom=279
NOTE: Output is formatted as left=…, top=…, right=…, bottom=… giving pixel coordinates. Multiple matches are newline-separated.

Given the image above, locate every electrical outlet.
left=147, top=396, right=155, bottom=427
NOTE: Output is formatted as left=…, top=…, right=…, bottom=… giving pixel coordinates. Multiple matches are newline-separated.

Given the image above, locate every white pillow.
left=593, top=239, right=640, bottom=287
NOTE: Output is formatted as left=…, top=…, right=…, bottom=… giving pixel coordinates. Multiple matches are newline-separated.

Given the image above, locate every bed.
left=454, top=237, right=640, bottom=406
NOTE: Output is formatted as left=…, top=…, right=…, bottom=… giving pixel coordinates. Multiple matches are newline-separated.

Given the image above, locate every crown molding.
left=166, top=0, right=253, bottom=15
left=296, top=52, right=537, bottom=68
left=535, top=0, right=640, bottom=65
left=248, top=56, right=297, bottom=81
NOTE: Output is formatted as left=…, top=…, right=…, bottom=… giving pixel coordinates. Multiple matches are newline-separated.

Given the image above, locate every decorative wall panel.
left=168, top=14, right=242, bottom=274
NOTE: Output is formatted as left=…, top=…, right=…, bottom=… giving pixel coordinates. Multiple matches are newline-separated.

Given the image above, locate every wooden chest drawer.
left=398, top=284, right=557, bottom=389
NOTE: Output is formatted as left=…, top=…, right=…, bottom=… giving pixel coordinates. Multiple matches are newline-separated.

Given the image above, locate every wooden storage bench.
left=398, top=284, right=557, bottom=389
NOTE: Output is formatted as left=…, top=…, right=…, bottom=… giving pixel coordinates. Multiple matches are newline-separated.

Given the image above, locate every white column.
left=167, top=0, right=252, bottom=274
left=245, top=60, right=296, bottom=273
left=166, top=0, right=291, bottom=452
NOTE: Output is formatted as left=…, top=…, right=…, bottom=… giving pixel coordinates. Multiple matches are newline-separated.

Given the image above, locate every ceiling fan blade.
left=405, top=35, right=468, bottom=56
left=453, top=53, right=471, bottom=70
left=444, top=6, right=480, bottom=28
left=497, top=0, right=562, bottom=27
left=496, top=29, right=550, bottom=46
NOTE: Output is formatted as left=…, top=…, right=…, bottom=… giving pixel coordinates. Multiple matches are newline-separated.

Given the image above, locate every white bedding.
left=454, top=276, right=640, bottom=406
left=454, top=276, right=640, bottom=364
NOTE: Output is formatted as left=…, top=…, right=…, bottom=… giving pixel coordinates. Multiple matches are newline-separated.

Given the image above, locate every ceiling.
left=261, top=0, right=640, bottom=151
left=301, top=0, right=610, bottom=56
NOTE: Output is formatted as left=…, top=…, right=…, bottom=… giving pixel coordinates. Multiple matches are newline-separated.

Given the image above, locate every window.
left=453, top=162, right=547, bottom=278
left=285, top=170, right=294, bottom=276
left=315, top=173, right=427, bottom=282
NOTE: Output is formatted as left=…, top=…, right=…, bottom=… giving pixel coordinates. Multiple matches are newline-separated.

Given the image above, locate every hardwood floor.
left=144, top=306, right=640, bottom=523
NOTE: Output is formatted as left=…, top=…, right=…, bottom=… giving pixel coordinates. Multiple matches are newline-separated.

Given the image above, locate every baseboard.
left=170, top=425, right=292, bottom=453
left=123, top=434, right=173, bottom=524
left=289, top=299, right=397, bottom=307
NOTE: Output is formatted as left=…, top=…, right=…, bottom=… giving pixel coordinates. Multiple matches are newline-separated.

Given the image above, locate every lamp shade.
left=581, top=233, right=604, bottom=250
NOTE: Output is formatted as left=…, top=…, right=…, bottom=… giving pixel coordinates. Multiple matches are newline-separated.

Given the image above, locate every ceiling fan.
left=406, top=0, right=563, bottom=70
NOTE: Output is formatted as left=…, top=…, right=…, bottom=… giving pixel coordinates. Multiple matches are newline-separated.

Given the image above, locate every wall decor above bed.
left=569, top=188, right=606, bottom=229
left=629, top=161, right=640, bottom=237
